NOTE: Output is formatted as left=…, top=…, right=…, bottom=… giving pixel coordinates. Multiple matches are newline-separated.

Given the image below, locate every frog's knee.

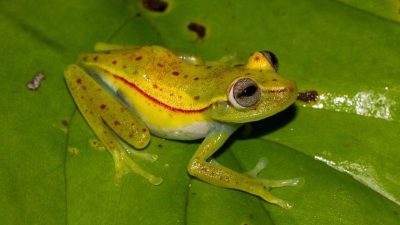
left=187, top=158, right=202, bottom=176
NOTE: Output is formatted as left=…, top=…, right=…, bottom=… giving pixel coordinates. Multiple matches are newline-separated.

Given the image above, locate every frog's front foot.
left=244, top=158, right=303, bottom=209
left=111, top=147, right=163, bottom=185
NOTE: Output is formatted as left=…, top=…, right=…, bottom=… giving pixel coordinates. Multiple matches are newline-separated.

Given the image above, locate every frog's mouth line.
left=105, top=70, right=210, bottom=114
left=267, top=88, right=289, bottom=94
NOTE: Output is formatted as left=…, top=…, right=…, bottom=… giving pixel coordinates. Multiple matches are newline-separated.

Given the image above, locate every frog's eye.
left=228, top=78, right=261, bottom=109
left=259, top=50, right=279, bottom=71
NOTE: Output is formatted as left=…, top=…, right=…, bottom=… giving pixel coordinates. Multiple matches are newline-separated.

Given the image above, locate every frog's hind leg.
left=106, top=137, right=162, bottom=185
left=65, top=65, right=162, bottom=185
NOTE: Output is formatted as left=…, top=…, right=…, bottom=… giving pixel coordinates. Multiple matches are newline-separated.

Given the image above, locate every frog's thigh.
left=187, top=123, right=299, bottom=209
left=64, top=65, right=162, bottom=185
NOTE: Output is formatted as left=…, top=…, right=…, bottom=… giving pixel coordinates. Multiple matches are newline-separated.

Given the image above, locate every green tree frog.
left=64, top=43, right=300, bottom=208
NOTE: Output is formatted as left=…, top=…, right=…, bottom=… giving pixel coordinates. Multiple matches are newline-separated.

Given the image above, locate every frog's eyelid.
left=259, top=50, right=279, bottom=72
left=228, top=84, right=246, bottom=109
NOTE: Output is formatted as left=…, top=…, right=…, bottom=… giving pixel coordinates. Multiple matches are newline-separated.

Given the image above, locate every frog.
left=64, top=43, right=301, bottom=209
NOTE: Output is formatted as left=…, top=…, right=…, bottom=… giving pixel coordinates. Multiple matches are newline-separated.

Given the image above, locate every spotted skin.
left=64, top=43, right=300, bottom=208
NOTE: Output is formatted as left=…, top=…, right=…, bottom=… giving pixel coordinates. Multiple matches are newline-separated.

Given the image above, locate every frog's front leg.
left=64, top=65, right=162, bottom=185
left=187, top=123, right=301, bottom=209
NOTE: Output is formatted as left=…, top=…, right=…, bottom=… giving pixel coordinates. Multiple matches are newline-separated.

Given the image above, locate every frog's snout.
left=287, top=80, right=298, bottom=95
left=264, top=79, right=298, bottom=105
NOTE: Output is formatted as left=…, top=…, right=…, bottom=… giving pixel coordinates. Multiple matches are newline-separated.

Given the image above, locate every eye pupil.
left=238, top=85, right=257, bottom=97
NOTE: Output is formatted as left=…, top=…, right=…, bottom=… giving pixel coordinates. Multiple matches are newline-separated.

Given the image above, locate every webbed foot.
left=244, top=158, right=303, bottom=209
left=111, top=146, right=163, bottom=185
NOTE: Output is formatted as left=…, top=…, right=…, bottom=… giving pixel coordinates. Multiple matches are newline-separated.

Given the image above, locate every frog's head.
left=210, top=51, right=297, bottom=123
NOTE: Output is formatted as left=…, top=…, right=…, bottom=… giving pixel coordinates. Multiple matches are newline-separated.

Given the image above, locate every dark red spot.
left=114, top=120, right=121, bottom=126
left=255, top=56, right=260, bottom=61
left=194, top=96, right=200, bottom=100
left=100, top=104, right=106, bottom=109
left=297, top=90, right=319, bottom=103
left=104, top=51, right=111, bottom=54
left=93, top=56, right=98, bottom=61
left=157, top=63, right=164, bottom=67
left=187, top=22, right=206, bottom=38
left=76, top=79, right=82, bottom=84
left=123, top=65, right=127, bottom=69
left=135, top=56, right=143, bottom=61
left=112, top=60, right=117, bottom=65
left=141, top=0, right=168, bottom=12
left=153, top=84, right=158, bottom=89
left=194, top=77, right=199, bottom=81
left=183, top=75, right=188, bottom=78
left=172, top=71, right=180, bottom=76
left=142, top=128, right=147, bottom=132
left=272, top=78, right=277, bottom=81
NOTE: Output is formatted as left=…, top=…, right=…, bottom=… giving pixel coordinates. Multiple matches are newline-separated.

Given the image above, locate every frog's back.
left=78, top=45, right=229, bottom=111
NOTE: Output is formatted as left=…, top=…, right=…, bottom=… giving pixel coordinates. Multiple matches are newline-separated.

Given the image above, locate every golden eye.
left=228, top=78, right=261, bottom=109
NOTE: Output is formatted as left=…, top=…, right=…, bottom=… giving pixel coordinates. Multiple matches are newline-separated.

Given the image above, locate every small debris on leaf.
left=68, top=147, right=79, bottom=156
left=141, top=0, right=168, bottom=12
left=187, top=22, right=206, bottom=39
left=27, top=72, right=45, bottom=91
left=297, top=90, right=318, bottom=103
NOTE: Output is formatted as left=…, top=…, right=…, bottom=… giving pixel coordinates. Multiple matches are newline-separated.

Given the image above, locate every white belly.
left=146, top=121, right=212, bottom=140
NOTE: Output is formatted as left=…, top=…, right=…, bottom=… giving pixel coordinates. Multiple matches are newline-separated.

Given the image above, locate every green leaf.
left=1, top=0, right=399, bottom=224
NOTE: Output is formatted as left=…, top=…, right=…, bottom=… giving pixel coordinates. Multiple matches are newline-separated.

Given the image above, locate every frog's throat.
left=108, top=71, right=211, bottom=114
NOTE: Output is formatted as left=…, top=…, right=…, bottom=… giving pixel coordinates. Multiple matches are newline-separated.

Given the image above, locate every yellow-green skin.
left=64, top=43, right=299, bottom=208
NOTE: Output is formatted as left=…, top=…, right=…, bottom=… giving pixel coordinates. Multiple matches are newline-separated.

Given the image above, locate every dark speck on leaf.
left=187, top=22, right=206, bottom=38
left=61, top=120, right=68, bottom=127
left=141, top=0, right=168, bottom=12
left=297, top=90, right=318, bottom=103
